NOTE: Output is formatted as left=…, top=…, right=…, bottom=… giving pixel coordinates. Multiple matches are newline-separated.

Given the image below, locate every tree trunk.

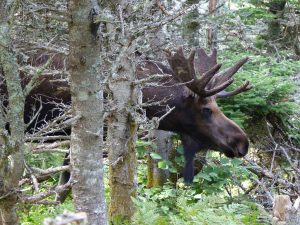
left=0, top=2, right=25, bottom=224
left=207, top=0, right=218, bottom=50
left=68, top=1, right=108, bottom=224
left=267, top=0, right=287, bottom=41
left=147, top=130, right=174, bottom=187
left=182, top=0, right=201, bottom=46
left=96, top=1, right=138, bottom=221
left=145, top=4, right=175, bottom=188
left=107, top=46, right=138, bottom=221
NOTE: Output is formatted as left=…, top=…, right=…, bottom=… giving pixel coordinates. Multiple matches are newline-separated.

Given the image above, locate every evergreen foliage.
left=218, top=50, right=299, bottom=129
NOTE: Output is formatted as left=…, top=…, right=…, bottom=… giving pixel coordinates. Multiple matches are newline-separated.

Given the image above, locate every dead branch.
left=133, top=73, right=172, bottom=85
left=25, top=135, right=70, bottom=142
left=136, top=3, right=199, bottom=35
left=24, top=55, right=56, bottom=96
left=24, top=162, right=39, bottom=192
left=30, top=165, right=70, bottom=177
left=30, top=140, right=70, bottom=153
left=244, top=157, right=299, bottom=194
left=32, top=148, right=69, bottom=154
left=158, top=106, right=175, bottom=123
left=141, top=95, right=174, bottom=107
left=32, top=107, right=72, bottom=133
left=21, top=181, right=71, bottom=204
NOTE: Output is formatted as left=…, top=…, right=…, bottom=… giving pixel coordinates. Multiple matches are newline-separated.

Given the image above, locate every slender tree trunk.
left=207, top=0, right=218, bottom=50
left=68, top=1, right=108, bottom=224
left=267, top=0, right=287, bottom=41
left=182, top=0, right=201, bottom=46
left=147, top=131, right=174, bottom=187
left=0, top=2, right=25, bottom=224
left=97, top=1, right=138, bottom=221
left=145, top=4, right=174, bottom=188
left=107, top=45, right=138, bottom=221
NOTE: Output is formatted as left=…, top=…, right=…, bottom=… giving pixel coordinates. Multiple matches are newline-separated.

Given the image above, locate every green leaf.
left=197, top=173, right=212, bottom=181
left=169, top=166, right=177, bottom=173
left=158, top=161, right=168, bottom=169
left=231, top=158, right=243, bottom=166
left=150, top=152, right=162, bottom=160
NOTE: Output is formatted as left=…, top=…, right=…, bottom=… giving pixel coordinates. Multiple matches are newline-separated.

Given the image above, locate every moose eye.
left=202, top=107, right=212, bottom=117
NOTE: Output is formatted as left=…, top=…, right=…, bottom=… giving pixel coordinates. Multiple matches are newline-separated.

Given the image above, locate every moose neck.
left=137, top=61, right=197, bottom=133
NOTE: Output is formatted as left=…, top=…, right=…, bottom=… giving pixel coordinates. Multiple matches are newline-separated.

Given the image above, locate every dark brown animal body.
left=0, top=47, right=251, bottom=183
left=0, top=54, right=70, bottom=134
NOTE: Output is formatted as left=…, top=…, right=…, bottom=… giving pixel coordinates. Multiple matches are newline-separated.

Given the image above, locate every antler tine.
left=210, top=57, right=251, bottom=98
left=195, top=64, right=222, bottom=95
left=217, top=81, right=252, bottom=98
left=205, top=78, right=234, bottom=97
left=214, top=58, right=249, bottom=84
left=168, top=47, right=222, bottom=97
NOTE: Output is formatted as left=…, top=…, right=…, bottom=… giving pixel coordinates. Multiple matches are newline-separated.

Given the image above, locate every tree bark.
left=107, top=46, right=138, bottom=221
left=207, top=0, right=218, bottom=50
left=68, top=1, right=108, bottom=224
left=182, top=0, right=201, bottom=46
left=97, top=1, right=138, bottom=221
left=267, top=0, right=287, bottom=41
left=0, top=2, right=25, bottom=224
left=147, top=130, right=174, bottom=187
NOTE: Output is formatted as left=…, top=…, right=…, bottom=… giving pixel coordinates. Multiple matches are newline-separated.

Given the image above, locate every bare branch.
left=30, top=165, right=70, bottom=177
left=21, top=181, right=71, bottom=204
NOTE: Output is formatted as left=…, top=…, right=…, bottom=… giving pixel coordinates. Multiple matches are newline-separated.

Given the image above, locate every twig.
left=25, top=135, right=70, bottom=141
left=30, top=165, right=70, bottom=176
left=118, top=4, right=125, bottom=37
left=158, top=106, right=175, bottom=122
left=30, top=140, right=70, bottom=151
left=155, top=0, right=170, bottom=16
left=280, top=146, right=300, bottom=174
left=24, top=162, right=39, bottom=192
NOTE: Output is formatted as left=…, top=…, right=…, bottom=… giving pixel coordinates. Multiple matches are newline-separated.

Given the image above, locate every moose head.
left=139, top=47, right=252, bottom=182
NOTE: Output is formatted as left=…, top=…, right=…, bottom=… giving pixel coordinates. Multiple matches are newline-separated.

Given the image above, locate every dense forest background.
left=0, top=0, right=299, bottom=224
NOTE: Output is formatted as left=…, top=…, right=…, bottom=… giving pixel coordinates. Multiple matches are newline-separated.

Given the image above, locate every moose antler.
left=167, top=47, right=252, bottom=98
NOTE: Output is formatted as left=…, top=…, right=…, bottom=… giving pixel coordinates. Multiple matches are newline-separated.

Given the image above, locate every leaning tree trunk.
left=0, top=2, right=25, bottom=224
left=68, top=1, right=108, bottom=224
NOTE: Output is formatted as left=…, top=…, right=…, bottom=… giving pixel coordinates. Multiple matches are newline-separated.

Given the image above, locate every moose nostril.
left=237, top=140, right=249, bottom=157
left=238, top=150, right=246, bottom=157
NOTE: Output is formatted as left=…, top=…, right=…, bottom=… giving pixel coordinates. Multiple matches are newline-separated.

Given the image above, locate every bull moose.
left=1, top=47, right=251, bottom=186
left=138, top=47, right=251, bottom=182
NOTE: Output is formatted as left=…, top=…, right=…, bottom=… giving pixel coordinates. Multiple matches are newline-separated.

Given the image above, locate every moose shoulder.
left=137, top=47, right=251, bottom=182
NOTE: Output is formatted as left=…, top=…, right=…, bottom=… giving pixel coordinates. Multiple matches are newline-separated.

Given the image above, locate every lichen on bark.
left=0, top=2, right=25, bottom=224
